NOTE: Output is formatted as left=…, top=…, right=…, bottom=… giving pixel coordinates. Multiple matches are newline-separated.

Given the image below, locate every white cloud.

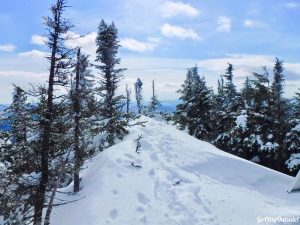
left=31, top=35, right=47, bottom=45
left=198, top=54, right=274, bottom=78
left=161, top=23, right=201, bottom=40
left=243, top=20, right=254, bottom=28
left=0, top=44, right=16, bottom=52
left=161, top=1, right=199, bottom=18
left=0, top=70, right=47, bottom=79
left=284, top=2, right=299, bottom=9
left=120, top=38, right=158, bottom=52
left=243, top=19, right=265, bottom=28
left=217, top=16, right=231, bottom=32
left=64, top=32, right=97, bottom=58
left=18, top=50, right=47, bottom=58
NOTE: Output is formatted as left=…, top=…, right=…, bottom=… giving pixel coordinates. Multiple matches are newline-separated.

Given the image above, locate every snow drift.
left=51, top=117, right=300, bottom=225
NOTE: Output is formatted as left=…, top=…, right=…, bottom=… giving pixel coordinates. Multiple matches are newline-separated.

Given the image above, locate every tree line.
left=0, top=1, right=162, bottom=223
left=0, top=0, right=154, bottom=224
left=174, top=59, right=300, bottom=176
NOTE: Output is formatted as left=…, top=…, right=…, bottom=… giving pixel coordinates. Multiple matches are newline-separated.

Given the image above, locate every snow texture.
left=235, top=114, right=247, bottom=131
left=51, top=116, right=300, bottom=225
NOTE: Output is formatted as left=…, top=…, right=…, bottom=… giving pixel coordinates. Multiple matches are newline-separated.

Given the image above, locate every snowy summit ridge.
left=52, top=116, right=300, bottom=225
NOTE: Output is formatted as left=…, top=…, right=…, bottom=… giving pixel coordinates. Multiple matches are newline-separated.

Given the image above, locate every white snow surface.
left=235, top=114, right=247, bottom=131
left=51, top=116, right=300, bottom=225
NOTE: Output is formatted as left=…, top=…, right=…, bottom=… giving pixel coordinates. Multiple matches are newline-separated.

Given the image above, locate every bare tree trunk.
left=33, top=3, right=60, bottom=225
left=33, top=38, right=57, bottom=225
left=74, top=48, right=81, bottom=193
left=44, top=150, right=71, bottom=225
left=126, top=84, right=130, bottom=121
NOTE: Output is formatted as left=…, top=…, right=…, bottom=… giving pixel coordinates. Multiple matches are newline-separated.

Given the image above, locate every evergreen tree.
left=0, top=86, right=37, bottom=224
left=148, top=80, right=161, bottom=116
left=70, top=49, right=96, bottom=193
left=284, top=91, right=300, bottom=174
left=176, top=66, right=212, bottom=140
left=33, top=1, right=74, bottom=224
left=270, top=58, right=288, bottom=171
left=214, top=63, right=242, bottom=152
left=251, top=67, right=270, bottom=112
left=271, top=58, right=285, bottom=121
left=135, top=78, right=143, bottom=114
left=240, top=77, right=253, bottom=107
left=295, top=90, right=300, bottom=117
left=95, top=19, right=127, bottom=145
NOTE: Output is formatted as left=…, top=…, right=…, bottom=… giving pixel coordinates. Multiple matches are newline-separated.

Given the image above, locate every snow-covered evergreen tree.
left=214, top=63, right=242, bottom=152
left=33, top=1, right=75, bottom=223
left=95, top=19, right=128, bottom=146
left=285, top=91, right=300, bottom=174
left=135, top=78, right=143, bottom=114
left=71, top=48, right=96, bottom=193
left=269, top=58, right=288, bottom=170
left=147, top=80, right=161, bottom=117
left=176, top=66, right=212, bottom=140
left=0, top=86, right=37, bottom=224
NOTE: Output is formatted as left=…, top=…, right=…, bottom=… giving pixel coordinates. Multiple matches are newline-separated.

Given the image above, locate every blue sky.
left=0, top=0, right=300, bottom=103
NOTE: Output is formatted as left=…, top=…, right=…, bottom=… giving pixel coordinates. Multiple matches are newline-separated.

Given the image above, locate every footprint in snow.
left=109, top=209, right=118, bottom=220
left=150, top=153, right=158, bottom=162
left=112, top=189, right=118, bottom=195
left=136, top=206, right=145, bottom=213
left=140, top=215, right=147, bottom=224
left=137, top=192, right=151, bottom=205
left=124, top=153, right=135, bottom=160
left=148, top=168, right=155, bottom=176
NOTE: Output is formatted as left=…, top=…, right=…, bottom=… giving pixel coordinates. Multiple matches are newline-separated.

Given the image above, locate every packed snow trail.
left=51, top=116, right=300, bottom=225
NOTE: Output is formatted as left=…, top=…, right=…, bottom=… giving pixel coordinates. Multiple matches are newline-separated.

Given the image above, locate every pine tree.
left=125, top=84, right=131, bottom=121
left=271, top=58, right=285, bottom=121
left=71, top=48, right=96, bottom=192
left=0, top=86, right=37, bottom=224
left=214, top=63, right=242, bottom=153
left=284, top=91, right=300, bottom=174
left=72, top=48, right=83, bottom=193
left=295, top=90, right=300, bottom=117
left=240, top=76, right=253, bottom=107
left=251, top=66, right=270, bottom=112
left=95, top=19, right=127, bottom=145
left=33, top=1, right=74, bottom=224
left=135, top=78, right=143, bottom=114
left=148, top=80, right=161, bottom=116
left=270, top=58, right=288, bottom=171
left=176, top=66, right=212, bottom=140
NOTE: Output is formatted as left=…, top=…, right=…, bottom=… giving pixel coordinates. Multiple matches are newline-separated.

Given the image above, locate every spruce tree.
left=33, top=1, right=74, bottom=224
left=270, top=58, right=288, bottom=171
left=240, top=77, right=253, bottom=107
left=95, top=19, right=127, bottom=145
left=0, top=86, right=37, bottom=224
left=135, top=78, right=143, bottom=114
left=125, top=84, right=132, bottom=121
left=284, top=91, right=300, bottom=174
left=71, top=48, right=96, bottom=192
left=176, top=66, right=212, bottom=140
left=214, top=63, right=242, bottom=153
left=148, top=80, right=161, bottom=116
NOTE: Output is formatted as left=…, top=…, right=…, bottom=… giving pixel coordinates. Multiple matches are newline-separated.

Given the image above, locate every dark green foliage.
left=95, top=19, right=128, bottom=146
left=175, top=66, right=212, bottom=140
left=175, top=58, right=299, bottom=175
left=148, top=80, right=161, bottom=115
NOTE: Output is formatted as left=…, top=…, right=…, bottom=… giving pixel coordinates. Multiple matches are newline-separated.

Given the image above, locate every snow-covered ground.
left=51, top=117, right=300, bottom=225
